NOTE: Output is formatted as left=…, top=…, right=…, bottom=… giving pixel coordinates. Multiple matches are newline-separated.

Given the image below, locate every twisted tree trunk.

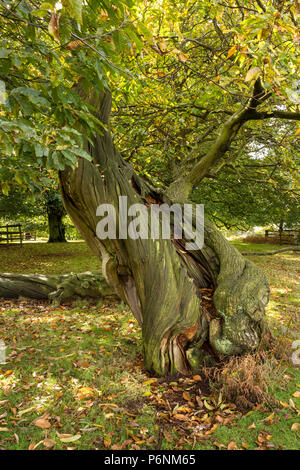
left=57, top=90, right=270, bottom=375
left=0, top=86, right=273, bottom=375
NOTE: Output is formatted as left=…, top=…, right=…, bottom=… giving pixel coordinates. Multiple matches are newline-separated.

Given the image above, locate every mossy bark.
left=58, top=91, right=270, bottom=375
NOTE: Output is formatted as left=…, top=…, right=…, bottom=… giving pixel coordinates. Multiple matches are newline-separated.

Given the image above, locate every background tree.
left=44, top=189, right=67, bottom=243
left=0, top=186, right=69, bottom=243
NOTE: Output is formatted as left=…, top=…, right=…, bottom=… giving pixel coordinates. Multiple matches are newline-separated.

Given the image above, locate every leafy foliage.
left=0, top=0, right=147, bottom=190
left=1, top=0, right=299, bottom=226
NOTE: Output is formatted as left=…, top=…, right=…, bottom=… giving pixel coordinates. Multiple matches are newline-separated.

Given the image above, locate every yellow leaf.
left=205, top=423, right=218, bottom=435
left=159, top=40, right=168, bottom=52
left=3, top=370, right=13, bottom=377
left=291, top=423, right=300, bottom=432
left=76, top=387, right=95, bottom=399
left=295, top=128, right=300, bottom=136
left=48, top=13, right=60, bottom=42
left=183, top=391, right=191, bottom=401
left=245, top=67, right=261, bottom=82
left=204, top=400, right=215, bottom=410
left=261, top=412, right=274, bottom=424
left=280, top=401, right=289, bottom=408
left=227, top=45, right=237, bottom=58
left=179, top=52, right=188, bottom=62
left=142, top=378, right=157, bottom=385
left=18, top=406, right=36, bottom=417
left=292, top=391, right=300, bottom=398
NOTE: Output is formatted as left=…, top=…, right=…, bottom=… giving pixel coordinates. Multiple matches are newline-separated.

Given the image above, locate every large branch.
left=247, top=110, right=300, bottom=121
left=165, top=82, right=300, bottom=201
left=165, top=105, right=249, bottom=201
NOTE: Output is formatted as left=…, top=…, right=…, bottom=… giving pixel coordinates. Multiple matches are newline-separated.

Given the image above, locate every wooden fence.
left=23, top=231, right=37, bottom=241
left=265, top=229, right=300, bottom=245
left=0, top=224, right=23, bottom=246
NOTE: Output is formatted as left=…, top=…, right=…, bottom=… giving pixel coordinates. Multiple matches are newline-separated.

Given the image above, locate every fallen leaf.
left=227, top=441, right=237, bottom=450
left=142, top=378, right=157, bottom=385
left=111, top=444, right=123, bottom=450
left=261, top=412, right=274, bottom=424
left=59, top=434, right=81, bottom=443
left=203, top=400, right=215, bottom=410
left=291, top=423, right=300, bottom=432
left=192, top=375, right=202, bottom=382
left=76, top=387, right=95, bottom=399
left=163, top=429, right=173, bottom=442
left=32, top=416, right=51, bottom=429
left=280, top=401, right=289, bottom=408
left=248, top=422, right=256, bottom=429
left=196, top=397, right=203, bottom=408
left=18, top=406, right=36, bottom=417
left=104, top=436, right=111, bottom=448
left=43, top=438, right=56, bottom=449
left=77, top=361, right=90, bottom=368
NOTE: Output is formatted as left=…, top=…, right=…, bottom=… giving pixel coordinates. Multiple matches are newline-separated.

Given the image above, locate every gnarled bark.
left=57, top=90, right=270, bottom=375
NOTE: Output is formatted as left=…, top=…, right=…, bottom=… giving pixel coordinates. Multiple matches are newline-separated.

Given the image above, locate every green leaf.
left=71, top=147, right=92, bottom=161
left=0, top=49, right=10, bottom=59
left=62, top=0, right=83, bottom=23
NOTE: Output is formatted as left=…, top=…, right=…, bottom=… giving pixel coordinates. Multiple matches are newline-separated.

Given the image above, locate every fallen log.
left=242, top=246, right=300, bottom=256
left=0, top=271, right=118, bottom=304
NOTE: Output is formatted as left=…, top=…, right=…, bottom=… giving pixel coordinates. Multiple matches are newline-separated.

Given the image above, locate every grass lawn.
left=0, top=242, right=299, bottom=450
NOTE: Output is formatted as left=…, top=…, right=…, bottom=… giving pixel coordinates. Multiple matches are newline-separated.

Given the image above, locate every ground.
left=0, top=241, right=299, bottom=450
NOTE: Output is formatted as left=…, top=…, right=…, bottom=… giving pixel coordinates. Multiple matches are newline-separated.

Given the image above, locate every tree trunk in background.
left=45, top=189, right=67, bottom=243
left=58, top=91, right=270, bottom=375
left=47, top=210, right=66, bottom=243
left=279, top=220, right=283, bottom=246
